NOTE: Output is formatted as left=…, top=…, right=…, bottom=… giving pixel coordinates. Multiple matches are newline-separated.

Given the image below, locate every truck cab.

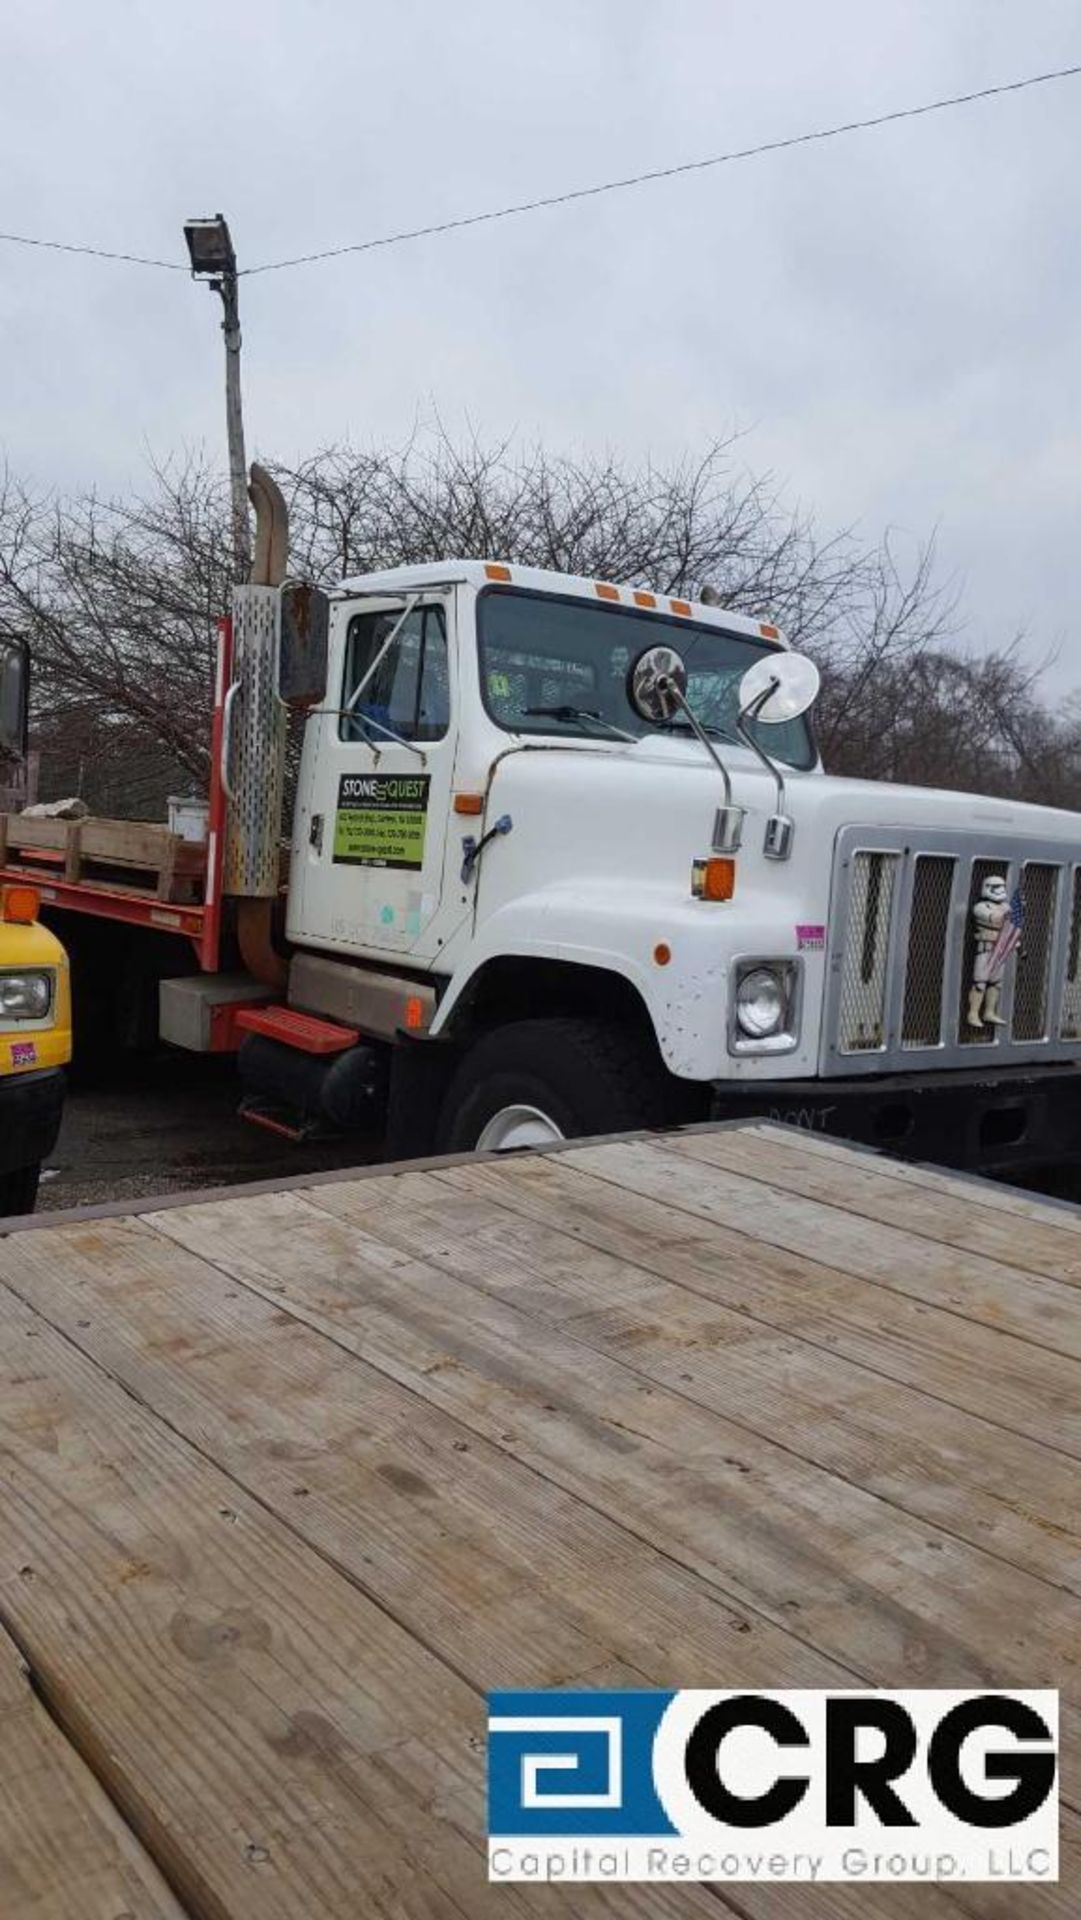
left=244, top=558, right=1081, bottom=1172
left=0, top=641, right=70, bottom=1214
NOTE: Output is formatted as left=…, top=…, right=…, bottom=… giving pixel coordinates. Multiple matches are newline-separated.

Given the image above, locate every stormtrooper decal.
left=967, top=874, right=1023, bottom=1030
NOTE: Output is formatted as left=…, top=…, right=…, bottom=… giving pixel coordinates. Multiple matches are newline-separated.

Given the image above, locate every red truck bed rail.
left=0, top=618, right=233, bottom=972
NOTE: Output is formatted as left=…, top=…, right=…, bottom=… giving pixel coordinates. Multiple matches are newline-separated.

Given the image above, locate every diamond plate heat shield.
left=224, top=586, right=287, bottom=898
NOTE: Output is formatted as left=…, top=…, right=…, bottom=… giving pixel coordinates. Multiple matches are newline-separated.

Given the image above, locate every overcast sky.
left=2, top=1, right=1079, bottom=686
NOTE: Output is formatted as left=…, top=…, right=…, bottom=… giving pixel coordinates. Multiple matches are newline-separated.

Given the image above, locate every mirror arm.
left=737, top=682, right=787, bottom=819
left=345, top=593, right=420, bottom=717
left=665, top=683, right=733, bottom=808
left=737, top=679, right=795, bottom=861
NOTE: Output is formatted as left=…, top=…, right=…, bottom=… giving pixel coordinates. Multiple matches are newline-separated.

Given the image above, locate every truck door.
left=289, top=593, right=459, bottom=963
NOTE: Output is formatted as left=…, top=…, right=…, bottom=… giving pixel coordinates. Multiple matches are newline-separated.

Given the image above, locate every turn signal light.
left=691, top=857, right=736, bottom=903
left=1, top=885, right=40, bottom=924
left=454, top=793, right=485, bottom=815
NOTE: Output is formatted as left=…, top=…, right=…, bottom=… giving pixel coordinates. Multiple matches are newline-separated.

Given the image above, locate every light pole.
left=183, top=214, right=251, bottom=581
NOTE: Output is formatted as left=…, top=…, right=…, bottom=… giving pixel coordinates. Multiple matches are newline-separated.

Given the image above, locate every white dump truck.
left=5, top=470, right=1081, bottom=1176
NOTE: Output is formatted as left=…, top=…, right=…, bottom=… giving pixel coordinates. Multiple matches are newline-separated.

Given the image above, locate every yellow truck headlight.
left=0, top=970, right=53, bottom=1020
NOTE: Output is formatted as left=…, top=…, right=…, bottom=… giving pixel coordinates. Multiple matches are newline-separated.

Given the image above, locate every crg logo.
left=487, top=1689, right=1058, bottom=1884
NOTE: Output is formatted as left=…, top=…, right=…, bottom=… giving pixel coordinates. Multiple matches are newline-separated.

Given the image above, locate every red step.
left=238, top=1101, right=312, bottom=1142
left=235, top=1003, right=359, bottom=1056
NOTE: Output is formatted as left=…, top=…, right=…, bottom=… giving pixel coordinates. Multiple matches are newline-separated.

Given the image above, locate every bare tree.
left=0, top=429, right=1073, bottom=816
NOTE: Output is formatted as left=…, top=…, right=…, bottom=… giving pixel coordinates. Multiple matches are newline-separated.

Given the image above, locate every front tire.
left=436, top=1017, right=678, bottom=1154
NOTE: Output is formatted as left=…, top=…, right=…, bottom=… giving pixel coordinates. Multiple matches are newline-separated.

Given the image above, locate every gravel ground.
left=37, top=1053, right=381, bottom=1212
left=32, top=1057, right=1081, bottom=1214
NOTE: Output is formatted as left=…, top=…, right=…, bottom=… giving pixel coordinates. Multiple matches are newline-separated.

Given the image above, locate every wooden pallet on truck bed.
left=0, top=812, right=207, bottom=905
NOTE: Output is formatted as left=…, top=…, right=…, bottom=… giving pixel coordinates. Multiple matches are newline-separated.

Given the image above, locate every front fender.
left=431, top=880, right=737, bottom=1077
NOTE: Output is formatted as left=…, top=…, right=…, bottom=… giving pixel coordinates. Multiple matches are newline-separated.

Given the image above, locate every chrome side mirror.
left=737, top=651, right=820, bottom=860
left=627, top=644, right=688, bottom=724
left=738, top=651, right=820, bottom=725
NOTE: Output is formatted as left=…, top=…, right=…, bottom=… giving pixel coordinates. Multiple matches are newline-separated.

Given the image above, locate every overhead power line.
left=0, top=62, right=1078, bottom=280
left=0, top=232, right=184, bottom=271
left=243, top=62, right=1081, bottom=275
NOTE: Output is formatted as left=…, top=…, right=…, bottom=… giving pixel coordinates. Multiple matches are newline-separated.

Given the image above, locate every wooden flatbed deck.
left=0, top=1122, right=1078, bottom=1917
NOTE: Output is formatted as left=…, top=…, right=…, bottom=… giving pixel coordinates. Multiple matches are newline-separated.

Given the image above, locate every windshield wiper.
left=657, top=716, right=735, bottom=743
left=523, top=705, right=637, bottom=742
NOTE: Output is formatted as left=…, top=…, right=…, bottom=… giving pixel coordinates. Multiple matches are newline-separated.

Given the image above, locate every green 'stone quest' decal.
left=333, top=772, right=431, bottom=870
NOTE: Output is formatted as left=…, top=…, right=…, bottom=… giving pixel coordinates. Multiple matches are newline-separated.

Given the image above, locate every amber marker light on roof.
left=1, top=885, right=40, bottom=924
left=595, top=582, right=620, bottom=601
left=759, top=622, right=780, bottom=640
left=633, top=591, right=656, bottom=609
left=670, top=599, right=691, bottom=617
left=484, top=563, right=512, bottom=581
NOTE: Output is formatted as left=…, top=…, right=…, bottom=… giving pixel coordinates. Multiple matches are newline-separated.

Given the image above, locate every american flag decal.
left=986, top=886, right=1024, bottom=981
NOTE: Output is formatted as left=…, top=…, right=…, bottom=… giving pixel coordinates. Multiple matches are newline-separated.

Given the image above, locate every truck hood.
left=490, top=737, right=1081, bottom=861
left=451, top=738, right=1081, bottom=1084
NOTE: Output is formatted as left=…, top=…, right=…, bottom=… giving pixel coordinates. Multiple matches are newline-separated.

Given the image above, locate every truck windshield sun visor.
left=477, top=586, right=816, bottom=771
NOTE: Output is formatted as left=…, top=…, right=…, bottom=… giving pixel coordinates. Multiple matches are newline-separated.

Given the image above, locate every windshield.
left=477, top=588, right=816, bottom=771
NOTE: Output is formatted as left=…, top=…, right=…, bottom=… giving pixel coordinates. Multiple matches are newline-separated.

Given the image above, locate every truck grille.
left=824, top=828, right=1081, bottom=1074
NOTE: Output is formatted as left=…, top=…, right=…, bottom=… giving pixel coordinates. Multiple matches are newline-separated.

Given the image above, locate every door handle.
left=309, top=812, right=324, bottom=853
left=461, top=813, right=512, bottom=883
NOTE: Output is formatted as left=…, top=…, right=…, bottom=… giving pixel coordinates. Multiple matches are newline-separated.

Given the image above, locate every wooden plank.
left=740, top=1122, right=1081, bottom=1234
left=346, top=1148, right=1081, bottom=1500
left=62, top=820, right=82, bottom=884
left=0, top=1272, right=713, bottom=1920
left=3, top=815, right=205, bottom=888
left=533, top=1140, right=1081, bottom=1449
left=659, top=1124, right=1081, bottom=1289
left=120, top=1189, right=1081, bottom=1734
left=2, top=816, right=76, bottom=854
left=0, top=1615, right=190, bottom=1920
left=0, top=1214, right=849, bottom=1700
left=1, top=1210, right=1068, bottom=1919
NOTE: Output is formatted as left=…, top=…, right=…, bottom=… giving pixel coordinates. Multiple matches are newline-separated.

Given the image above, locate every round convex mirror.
left=627, top=644, right=688, bottom=724
left=738, top=651, right=820, bottom=725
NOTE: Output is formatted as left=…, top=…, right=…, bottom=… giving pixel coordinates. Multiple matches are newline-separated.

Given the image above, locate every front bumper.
left=709, top=1062, right=1081, bottom=1176
left=0, top=1067, right=65, bottom=1174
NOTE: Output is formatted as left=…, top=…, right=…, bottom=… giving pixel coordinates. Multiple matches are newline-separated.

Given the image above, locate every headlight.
left=735, top=966, right=786, bottom=1038
left=0, top=970, right=53, bottom=1020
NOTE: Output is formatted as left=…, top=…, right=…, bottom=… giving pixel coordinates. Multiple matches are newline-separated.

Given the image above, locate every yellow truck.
left=0, top=640, right=70, bottom=1214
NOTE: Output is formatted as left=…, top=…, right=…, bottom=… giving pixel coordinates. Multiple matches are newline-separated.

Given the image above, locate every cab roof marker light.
left=2, top=885, right=40, bottom=924
left=485, top=563, right=512, bottom=582
left=759, top=622, right=780, bottom=640
left=633, top=590, right=656, bottom=609
left=670, top=599, right=691, bottom=617
left=595, top=582, right=620, bottom=601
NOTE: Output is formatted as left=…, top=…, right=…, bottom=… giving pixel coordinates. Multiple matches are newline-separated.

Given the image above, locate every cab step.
left=235, top=1004, right=359, bottom=1055
left=238, top=1098, right=318, bottom=1143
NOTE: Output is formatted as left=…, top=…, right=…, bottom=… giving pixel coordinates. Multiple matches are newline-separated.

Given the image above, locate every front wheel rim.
left=474, top=1104, right=566, bottom=1153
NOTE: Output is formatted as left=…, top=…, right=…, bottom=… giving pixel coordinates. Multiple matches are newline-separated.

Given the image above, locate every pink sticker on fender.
left=796, top=924, right=826, bottom=951
left=10, top=1041, right=37, bottom=1067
